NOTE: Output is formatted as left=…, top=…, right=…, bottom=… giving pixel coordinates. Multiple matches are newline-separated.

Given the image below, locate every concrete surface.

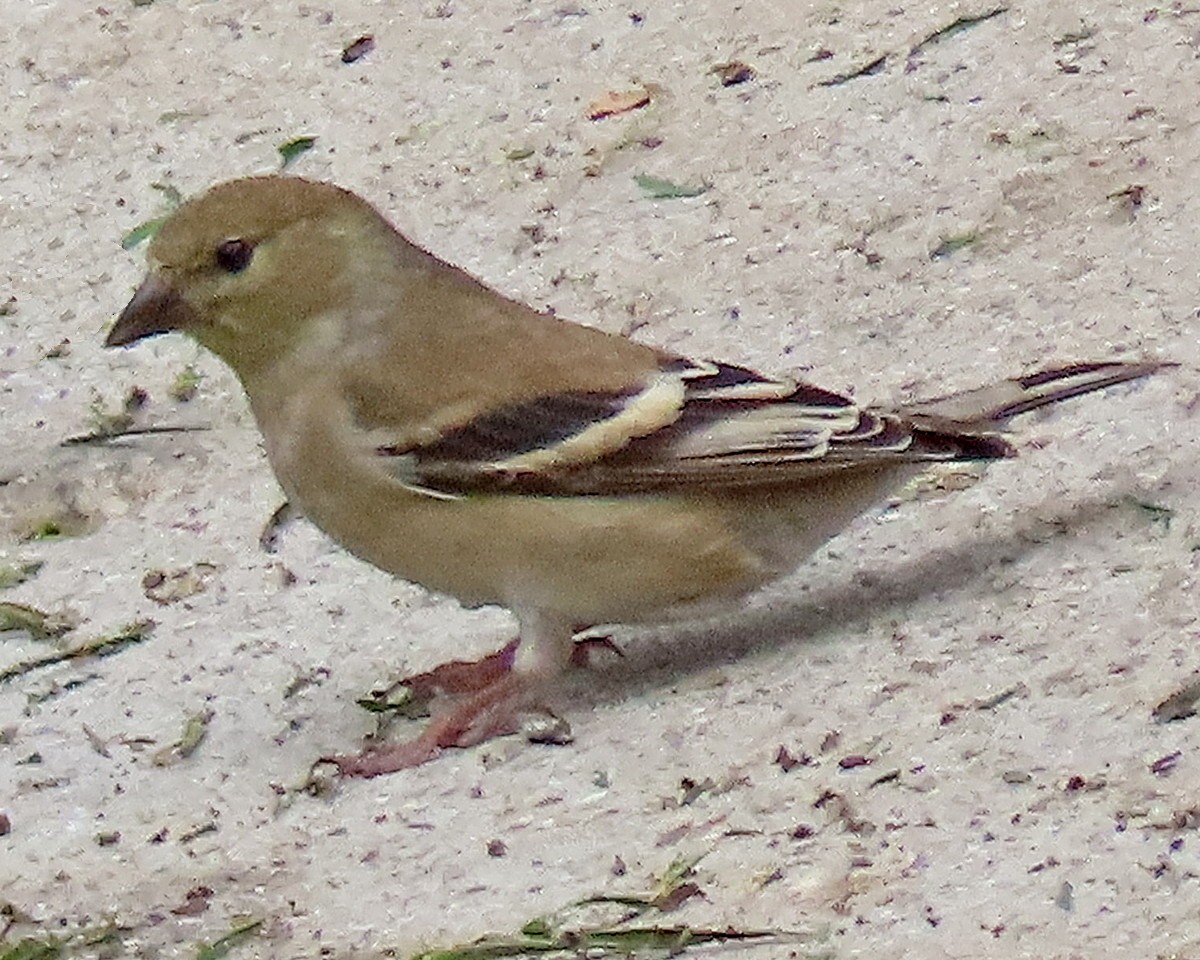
left=2, top=2, right=1198, bottom=957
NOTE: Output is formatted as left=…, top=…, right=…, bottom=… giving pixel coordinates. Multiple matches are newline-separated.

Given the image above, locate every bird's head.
left=106, top=176, right=398, bottom=379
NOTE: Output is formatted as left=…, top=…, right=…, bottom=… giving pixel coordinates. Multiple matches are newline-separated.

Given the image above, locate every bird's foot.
left=360, top=632, right=621, bottom=716
left=326, top=630, right=621, bottom=776
left=322, top=673, right=528, bottom=776
left=400, top=637, right=521, bottom=704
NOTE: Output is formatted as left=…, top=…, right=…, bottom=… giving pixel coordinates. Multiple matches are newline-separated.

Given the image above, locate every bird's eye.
left=214, top=238, right=254, bottom=273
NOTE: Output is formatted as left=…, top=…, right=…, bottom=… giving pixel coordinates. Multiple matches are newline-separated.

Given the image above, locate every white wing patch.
left=494, top=371, right=685, bottom=471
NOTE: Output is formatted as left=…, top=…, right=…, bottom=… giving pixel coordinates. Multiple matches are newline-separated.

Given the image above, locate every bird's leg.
left=405, top=627, right=621, bottom=688
left=323, top=611, right=587, bottom=776
left=359, top=628, right=621, bottom=717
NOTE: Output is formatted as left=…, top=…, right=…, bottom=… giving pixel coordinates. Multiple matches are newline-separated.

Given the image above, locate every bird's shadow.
left=570, top=486, right=1145, bottom=708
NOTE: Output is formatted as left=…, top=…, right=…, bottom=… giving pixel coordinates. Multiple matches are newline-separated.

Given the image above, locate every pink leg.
left=322, top=673, right=528, bottom=776
left=372, top=632, right=617, bottom=711
left=323, top=611, right=600, bottom=776
left=400, top=637, right=520, bottom=701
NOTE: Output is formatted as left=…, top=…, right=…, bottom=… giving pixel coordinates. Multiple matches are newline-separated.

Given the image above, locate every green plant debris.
left=930, top=232, right=978, bottom=259
left=86, top=398, right=134, bottom=438
left=403, top=854, right=824, bottom=959
left=195, top=917, right=263, bottom=960
left=154, top=708, right=214, bottom=765
left=85, top=386, right=148, bottom=439
left=578, top=854, right=706, bottom=916
left=61, top=424, right=210, bottom=447
left=651, top=855, right=703, bottom=907
left=817, top=53, right=887, bottom=87
left=20, top=521, right=62, bottom=542
left=120, top=181, right=183, bottom=250
left=0, top=562, right=43, bottom=590
left=0, top=937, right=62, bottom=960
left=1126, top=497, right=1173, bottom=530
left=277, top=136, right=317, bottom=169
left=121, top=217, right=167, bottom=250
left=157, top=109, right=204, bottom=124
left=0, top=603, right=73, bottom=642
left=910, top=7, right=1008, bottom=55
left=409, top=924, right=795, bottom=959
left=506, top=147, right=536, bottom=161
left=0, top=620, right=153, bottom=684
left=16, top=508, right=92, bottom=543
left=25, top=674, right=100, bottom=709
left=169, top=364, right=204, bottom=402
left=1053, top=26, right=1095, bottom=47
left=150, top=181, right=184, bottom=206
left=633, top=175, right=707, bottom=199
left=0, top=923, right=120, bottom=960
left=356, top=686, right=429, bottom=719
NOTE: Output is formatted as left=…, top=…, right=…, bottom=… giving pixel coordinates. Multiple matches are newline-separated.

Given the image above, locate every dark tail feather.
left=900, top=360, right=1172, bottom=429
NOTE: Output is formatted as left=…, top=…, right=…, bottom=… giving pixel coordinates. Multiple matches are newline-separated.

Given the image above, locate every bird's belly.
left=280, top=463, right=913, bottom=627
left=291, top=477, right=771, bottom=623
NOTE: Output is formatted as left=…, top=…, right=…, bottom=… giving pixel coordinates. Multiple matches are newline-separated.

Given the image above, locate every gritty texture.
left=1, top=2, right=1198, bottom=959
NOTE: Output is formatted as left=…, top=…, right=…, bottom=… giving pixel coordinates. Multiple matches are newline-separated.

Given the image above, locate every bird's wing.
left=374, top=356, right=1020, bottom=498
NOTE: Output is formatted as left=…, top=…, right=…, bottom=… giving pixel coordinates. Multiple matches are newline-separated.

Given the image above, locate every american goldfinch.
left=105, top=175, right=1167, bottom=776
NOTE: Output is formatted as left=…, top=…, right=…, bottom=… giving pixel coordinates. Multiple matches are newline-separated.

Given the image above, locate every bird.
left=105, top=175, right=1169, bottom=776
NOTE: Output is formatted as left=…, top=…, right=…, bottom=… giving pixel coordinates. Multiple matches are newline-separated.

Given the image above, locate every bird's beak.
left=105, top=273, right=199, bottom=348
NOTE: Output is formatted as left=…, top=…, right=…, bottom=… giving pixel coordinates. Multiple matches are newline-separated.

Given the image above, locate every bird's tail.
left=900, top=360, right=1171, bottom=430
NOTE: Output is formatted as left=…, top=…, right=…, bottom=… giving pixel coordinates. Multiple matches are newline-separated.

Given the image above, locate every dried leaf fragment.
left=171, top=885, right=214, bottom=917
left=774, top=744, right=812, bottom=771
left=818, top=54, right=887, bottom=87
left=679, top=776, right=716, bottom=805
left=141, top=562, right=217, bottom=605
left=633, top=174, right=707, bottom=199
left=0, top=561, right=43, bottom=590
left=195, top=916, right=263, bottom=960
left=1153, top=678, right=1200, bottom=723
left=586, top=87, right=651, bottom=119
left=711, top=60, right=754, bottom=85
left=0, top=602, right=75, bottom=641
left=0, top=620, right=153, bottom=684
left=930, top=232, right=978, bottom=259
left=259, top=501, right=299, bottom=554
left=1150, top=751, right=1182, bottom=776
left=341, top=34, right=375, bottom=63
left=153, top=709, right=214, bottom=766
